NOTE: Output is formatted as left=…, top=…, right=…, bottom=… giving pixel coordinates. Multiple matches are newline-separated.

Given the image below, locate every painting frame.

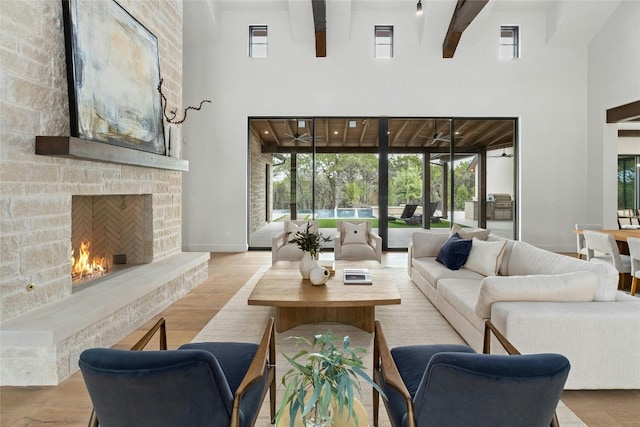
left=61, top=0, right=165, bottom=155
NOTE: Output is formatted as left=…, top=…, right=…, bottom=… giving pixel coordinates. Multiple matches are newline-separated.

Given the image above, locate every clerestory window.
left=375, top=25, right=394, bottom=58
left=500, top=25, right=519, bottom=59
left=249, top=25, right=268, bottom=58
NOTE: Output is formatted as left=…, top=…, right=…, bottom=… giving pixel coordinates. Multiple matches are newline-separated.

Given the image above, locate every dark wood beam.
left=607, top=100, right=640, bottom=123
left=443, top=0, right=489, bottom=58
left=619, top=129, right=640, bottom=138
left=312, top=0, right=326, bottom=57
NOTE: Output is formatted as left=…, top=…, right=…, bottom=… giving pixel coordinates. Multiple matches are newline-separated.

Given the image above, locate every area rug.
left=193, top=267, right=586, bottom=427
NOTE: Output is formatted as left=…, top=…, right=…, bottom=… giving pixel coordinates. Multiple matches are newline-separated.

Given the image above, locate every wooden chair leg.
left=631, top=276, right=638, bottom=296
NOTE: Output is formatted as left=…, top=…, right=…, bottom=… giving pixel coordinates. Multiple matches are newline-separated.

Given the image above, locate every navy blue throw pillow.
left=436, top=233, right=472, bottom=270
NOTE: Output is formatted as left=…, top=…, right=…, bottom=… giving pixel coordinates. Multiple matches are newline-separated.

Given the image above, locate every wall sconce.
left=416, top=0, right=423, bottom=16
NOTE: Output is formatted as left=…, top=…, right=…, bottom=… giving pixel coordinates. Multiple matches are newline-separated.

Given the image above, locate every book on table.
left=343, top=269, right=372, bottom=285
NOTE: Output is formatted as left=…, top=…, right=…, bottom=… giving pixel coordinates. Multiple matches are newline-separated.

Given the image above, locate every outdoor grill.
left=488, top=193, right=513, bottom=220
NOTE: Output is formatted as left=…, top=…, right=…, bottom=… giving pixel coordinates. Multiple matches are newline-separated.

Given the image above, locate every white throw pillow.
left=450, top=223, right=491, bottom=240
left=464, top=237, right=507, bottom=276
left=286, top=221, right=314, bottom=235
left=342, top=222, right=367, bottom=245
left=286, top=221, right=301, bottom=234
left=474, top=271, right=599, bottom=319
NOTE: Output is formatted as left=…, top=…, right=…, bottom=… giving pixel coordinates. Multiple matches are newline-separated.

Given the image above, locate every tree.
left=391, top=165, right=422, bottom=205
left=271, top=152, right=479, bottom=214
left=454, top=185, right=469, bottom=210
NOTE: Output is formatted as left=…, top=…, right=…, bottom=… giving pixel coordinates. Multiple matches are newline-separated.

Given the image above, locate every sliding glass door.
left=248, top=116, right=517, bottom=250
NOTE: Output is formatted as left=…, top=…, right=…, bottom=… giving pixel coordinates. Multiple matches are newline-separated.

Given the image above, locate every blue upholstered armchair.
left=373, top=320, right=570, bottom=427
left=79, top=317, right=276, bottom=427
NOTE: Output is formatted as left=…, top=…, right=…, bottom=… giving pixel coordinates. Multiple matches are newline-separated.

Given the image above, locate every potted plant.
left=276, top=331, right=385, bottom=427
left=287, top=223, right=332, bottom=279
left=287, top=222, right=331, bottom=259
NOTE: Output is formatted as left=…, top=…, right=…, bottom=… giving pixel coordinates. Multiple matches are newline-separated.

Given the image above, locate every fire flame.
left=71, top=241, right=107, bottom=281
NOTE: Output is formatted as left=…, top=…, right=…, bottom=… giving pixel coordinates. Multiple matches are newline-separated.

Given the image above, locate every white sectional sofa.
left=408, top=230, right=640, bottom=389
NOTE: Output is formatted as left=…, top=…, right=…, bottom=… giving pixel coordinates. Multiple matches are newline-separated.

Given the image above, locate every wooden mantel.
left=35, top=136, right=188, bottom=171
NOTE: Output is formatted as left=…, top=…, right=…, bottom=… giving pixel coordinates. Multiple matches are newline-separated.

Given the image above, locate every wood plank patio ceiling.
left=251, top=118, right=515, bottom=154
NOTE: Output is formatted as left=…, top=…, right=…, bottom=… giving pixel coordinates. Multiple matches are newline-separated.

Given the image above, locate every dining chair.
left=583, top=230, right=632, bottom=289
left=79, top=318, right=276, bottom=427
left=574, top=224, right=602, bottom=259
left=373, top=320, right=570, bottom=427
left=627, top=237, right=640, bottom=296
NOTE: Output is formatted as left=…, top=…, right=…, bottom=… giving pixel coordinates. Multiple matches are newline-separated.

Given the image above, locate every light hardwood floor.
left=1, top=251, right=639, bottom=426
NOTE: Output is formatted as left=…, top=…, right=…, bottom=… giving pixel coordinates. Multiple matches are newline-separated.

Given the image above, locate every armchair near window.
left=373, top=320, right=570, bottom=427
left=271, top=220, right=318, bottom=264
left=334, top=220, right=382, bottom=262
left=79, top=318, right=276, bottom=427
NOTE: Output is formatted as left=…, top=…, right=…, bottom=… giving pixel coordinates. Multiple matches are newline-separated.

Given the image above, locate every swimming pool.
left=273, top=208, right=375, bottom=219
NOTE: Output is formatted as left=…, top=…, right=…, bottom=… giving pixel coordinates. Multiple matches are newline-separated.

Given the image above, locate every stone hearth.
left=0, top=252, right=209, bottom=386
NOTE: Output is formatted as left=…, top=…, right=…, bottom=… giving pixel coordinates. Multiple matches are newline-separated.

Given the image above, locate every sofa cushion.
left=342, top=222, right=367, bottom=245
left=437, top=279, right=486, bottom=333
left=413, top=258, right=485, bottom=288
left=474, top=271, right=599, bottom=319
left=508, top=241, right=619, bottom=302
left=436, top=233, right=472, bottom=270
left=450, top=223, right=491, bottom=240
left=412, top=232, right=450, bottom=258
left=464, top=238, right=507, bottom=277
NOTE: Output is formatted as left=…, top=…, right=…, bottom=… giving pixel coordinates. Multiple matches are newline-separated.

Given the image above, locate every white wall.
left=182, top=2, right=637, bottom=252
left=618, top=138, right=640, bottom=155
left=587, top=1, right=640, bottom=229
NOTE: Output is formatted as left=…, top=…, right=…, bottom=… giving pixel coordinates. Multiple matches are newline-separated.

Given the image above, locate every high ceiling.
left=187, top=1, right=632, bottom=151
left=250, top=117, right=515, bottom=154
left=185, top=0, right=622, bottom=50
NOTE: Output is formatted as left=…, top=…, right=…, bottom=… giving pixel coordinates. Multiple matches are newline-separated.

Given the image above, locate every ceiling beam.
left=312, top=0, right=327, bottom=57
left=607, top=100, right=640, bottom=123
left=619, top=129, right=640, bottom=138
left=443, top=0, right=489, bottom=58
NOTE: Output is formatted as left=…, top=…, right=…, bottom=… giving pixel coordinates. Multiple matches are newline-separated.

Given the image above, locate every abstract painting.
left=62, top=0, right=165, bottom=154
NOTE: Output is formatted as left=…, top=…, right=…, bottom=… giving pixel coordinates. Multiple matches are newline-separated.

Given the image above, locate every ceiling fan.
left=284, top=132, right=312, bottom=143
left=489, top=148, right=514, bottom=158
left=418, top=131, right=465, bottom=145
left=418, top=132, right=450, bottom=144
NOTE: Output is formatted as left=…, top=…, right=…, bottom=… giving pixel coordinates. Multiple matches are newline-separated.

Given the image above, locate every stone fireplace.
left=0, top=0, right=210, bottom=386
left=71, top=194, right=152, bottom=286
left=0, top=160, right=210, bottom=385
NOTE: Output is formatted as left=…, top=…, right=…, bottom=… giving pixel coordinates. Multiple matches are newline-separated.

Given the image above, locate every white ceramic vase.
left=299, top=252, right=317, bottom=279
left=164, top=124, right=182, bottom=158
left=309, top=266, right=329, bottom=286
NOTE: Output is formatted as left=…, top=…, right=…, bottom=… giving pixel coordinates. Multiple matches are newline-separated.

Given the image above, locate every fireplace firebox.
left=71, top=195, right=152, bottom=288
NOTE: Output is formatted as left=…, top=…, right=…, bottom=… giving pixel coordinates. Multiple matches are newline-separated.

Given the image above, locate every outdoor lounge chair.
left=388, top=204, right=420, bottom=225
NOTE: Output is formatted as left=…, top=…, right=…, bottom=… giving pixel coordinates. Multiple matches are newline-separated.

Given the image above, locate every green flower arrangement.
left=287, top=222, right=332, bottom=259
